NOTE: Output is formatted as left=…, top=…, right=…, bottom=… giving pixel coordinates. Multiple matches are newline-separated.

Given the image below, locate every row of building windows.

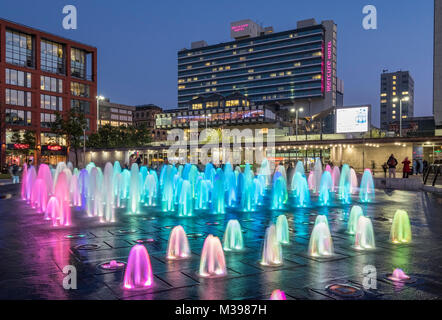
left=179, top=48, right=323, bottom=73
left=40, top=113, right=57, bottom=128
left=157, top=109, right=266, bottom=127
left=40, top=75, right=63, bottom=93
left=178, top=28, right=323, bottom=59
left=71, top=82, right=90, bottom=97
left=41, top=39, right=65, bottom=74
left=179, top=72, right=322, bottom=90
left=178, top=80, right=322, bottom=98
left=178, top=51, right=322, bottom=78
left=5, top=30, right=33, bottom=67
left=5, top=109, right=32, bottom=126
left=40, top=94, right=63, bottom=111
left=5, top=68, right=32, bottom=88
left=178, top=62, right=321, bottom=85
left=179, top=39, right=323, bottom=68
left=71, top=99, right=90, bottom=114
left=4, top=89, right=95, bottom=114
left=5, top=29, right=90, bottom=80
left=5, top=89, right=32, bottom=107
left=179, top=88, right=323, bottom=107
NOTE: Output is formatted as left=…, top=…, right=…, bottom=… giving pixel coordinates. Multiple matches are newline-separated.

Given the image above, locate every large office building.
left=435, top=0, right=442, bottom=136
left=0, top=18, right=97, bottom=166
left=380, top=71, right=415, bottom=131
left=177, top=19, right=343, bottom=116
left=98, top=99, right=134, bottom=127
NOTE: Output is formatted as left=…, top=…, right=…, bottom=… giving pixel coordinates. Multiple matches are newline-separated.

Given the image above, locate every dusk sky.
left=0, top=0, right=435, bottom=126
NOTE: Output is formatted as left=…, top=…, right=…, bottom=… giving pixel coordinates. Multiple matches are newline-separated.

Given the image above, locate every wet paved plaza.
left=1, top=183, right=442, bottom=300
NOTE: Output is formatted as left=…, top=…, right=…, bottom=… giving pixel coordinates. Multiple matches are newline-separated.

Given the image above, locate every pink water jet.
left=389, top=268, right=410, bottom=282
left=123, top=244, right=154, bottom=289
left=53, top=172, right=71, bottom=226
left=100, top=260, right=125, bottom=270
left=21, top=163, right=28, bottom=200
left=331, top=166, right=340, bottom=192
left=166, top=226, right=191, bottom=260
left=46, top=196, right=61, bottom=226
left=199, top=235, right=227, bottom=278
left=270, top=289, right=287, bottom=300
left=325, top=165, right=332, bottom=175
left=30, top=178, right=48, bottom=213
left=25, top=166, right=37, bottom=202
left=37, top=164, right=53, bottom=196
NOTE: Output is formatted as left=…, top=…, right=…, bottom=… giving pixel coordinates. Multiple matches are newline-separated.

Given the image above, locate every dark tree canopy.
left=87, top=123, right=152, bottom=149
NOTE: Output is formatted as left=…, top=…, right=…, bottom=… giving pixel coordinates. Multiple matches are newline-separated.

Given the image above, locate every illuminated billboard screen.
left=336, top=106, right=369, bottom=133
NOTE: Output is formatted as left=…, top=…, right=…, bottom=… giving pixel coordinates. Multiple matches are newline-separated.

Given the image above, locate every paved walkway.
left=0, top=184, right=441, bottom=300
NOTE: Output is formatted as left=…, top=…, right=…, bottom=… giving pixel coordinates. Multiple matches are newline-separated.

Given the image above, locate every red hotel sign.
left=13, top=143, right=30, bottom=150
left=47, top=145, right=62, bottom=151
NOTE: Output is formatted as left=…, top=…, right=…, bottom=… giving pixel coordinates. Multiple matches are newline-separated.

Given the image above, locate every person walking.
left=387, top=154, right=398, bottom=178
left=9, top=161, right=20, bottom=184
left=414, top=159, right=421, bottom=175
left=402, top=157, right=411, bottom=179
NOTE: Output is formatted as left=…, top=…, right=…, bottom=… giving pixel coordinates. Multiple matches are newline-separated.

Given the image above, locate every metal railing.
left=423, top=163, right=442, bottom=187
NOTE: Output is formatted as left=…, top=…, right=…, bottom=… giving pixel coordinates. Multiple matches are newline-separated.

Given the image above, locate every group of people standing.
left=383, top=154, right=427, bottom=179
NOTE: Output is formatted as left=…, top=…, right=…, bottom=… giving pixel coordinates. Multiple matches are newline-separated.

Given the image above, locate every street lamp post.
left=392, top=96, right=410, bottom=137
left=205, top=113, right=211, bottom=129
left=83, top=128, right=86, bottom=167
left=96, top=95, right=105, bottom=129
left=290, top=107, right=304, bottom=141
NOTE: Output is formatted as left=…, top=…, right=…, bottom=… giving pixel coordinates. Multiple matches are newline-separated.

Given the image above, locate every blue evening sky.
left=0, top=0, right=435, bottom=126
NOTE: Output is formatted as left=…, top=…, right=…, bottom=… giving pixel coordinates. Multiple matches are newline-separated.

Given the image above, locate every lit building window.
left=206, top=101, right=218, bottom=108
left=6, top=30, right=34, bottom=67
left=42, top=39, right=65, bottom=74
left=226, top=100, right=240, bottom=107
left=192, top=103, right=203, bottom=110
left=6, top=69, right=32, bottom=88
